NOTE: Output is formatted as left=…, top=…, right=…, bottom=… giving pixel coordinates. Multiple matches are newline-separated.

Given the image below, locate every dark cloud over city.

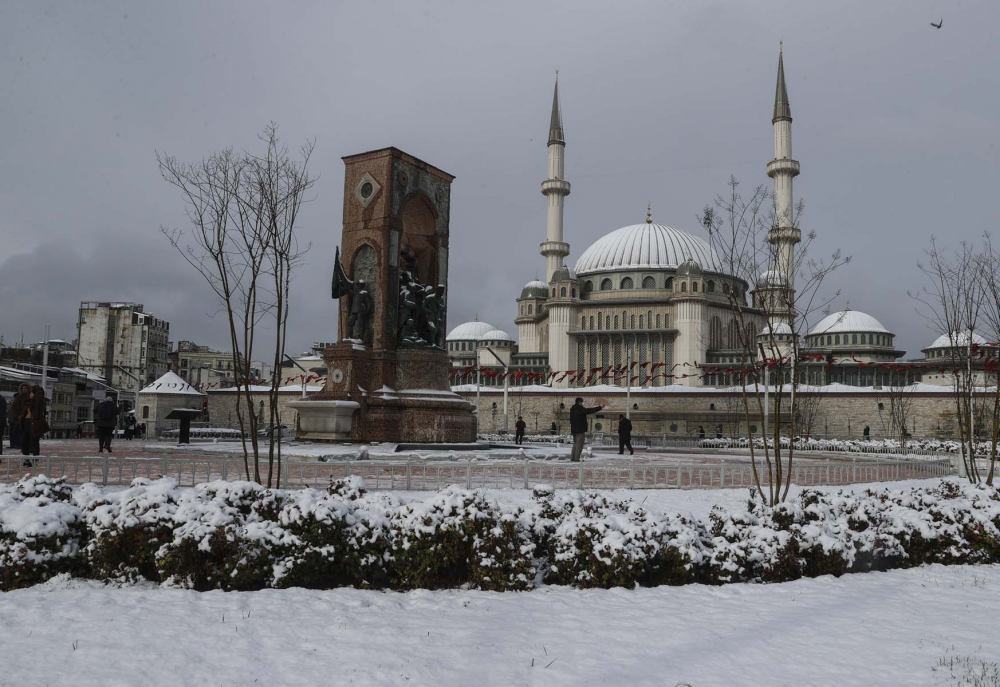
left=1, top=0, right=997, bottom=357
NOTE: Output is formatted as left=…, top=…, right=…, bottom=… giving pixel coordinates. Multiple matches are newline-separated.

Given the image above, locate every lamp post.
left=484, top=346, right=509, bottom=434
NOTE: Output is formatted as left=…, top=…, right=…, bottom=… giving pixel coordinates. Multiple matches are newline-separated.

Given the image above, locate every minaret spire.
left=773, top=42, right=791, bottom=123
left=540, top=72, right=571, bottom=283
left=548, top=71, right=565, bottom=146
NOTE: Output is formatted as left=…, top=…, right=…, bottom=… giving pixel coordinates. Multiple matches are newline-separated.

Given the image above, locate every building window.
left=639, top=315, right=644, bottom=329
left=560, top=287, right=567, bottom=297
left=590, top=316, right=595, bottom=329
left=723, top=283, right=730, bottom=294
left=581, top=316, right=586, bottom=330
left=597, top=312, right=602, bottom=330
left=606, top=316, right=611, bottom=329
left=620, top=276, right=634, bottom=290
left=600, top=278, right=613, bottom=291
left=614, top=315, right=619, bottom=329
left=630, top=314, right=635, bottom=329
left=142, top=406, right=149, bottom=419
left=680, top=282, right=687, bottom=293
left=572, top=288, right=576, bottom=298
left=707, top=280, right=715, bottom=293
left=835, top=335, right=840, bottom=345
left=584, top=281, right=594, bottom=293
left=852, top=334, right=858, bottom=345
left=692, top=282, right=699, bottom=293
left=528, top=304, right=533, bottom=314
left=642, top=276, right=656, bottom=289
left=666, top=277, right=674, bottom=290
left=656, top=314, right=661, bottom=328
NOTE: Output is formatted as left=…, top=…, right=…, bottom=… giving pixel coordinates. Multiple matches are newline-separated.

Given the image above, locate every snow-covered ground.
left=0, top=563, right=995, bottom=686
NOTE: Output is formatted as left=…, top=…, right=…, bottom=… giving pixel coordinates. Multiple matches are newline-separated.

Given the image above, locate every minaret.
left=540, top=74, right=571, bottom=283
left=765, top=43, right=800, bottom=324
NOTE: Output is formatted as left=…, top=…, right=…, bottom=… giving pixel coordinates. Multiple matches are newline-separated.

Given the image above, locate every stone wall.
left=206, top=390, right=305, bottom=429
left=459, top=386, right=972, bottom=439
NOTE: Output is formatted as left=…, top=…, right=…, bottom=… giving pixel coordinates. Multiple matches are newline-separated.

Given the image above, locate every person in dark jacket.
left=96, top=395, right=119, bottom=453
left=569, top=397, right=602, bottom=462
left=514, top=416, right=526, bottom=445
left=617, top=414, right=633, bottom=455
left=8, top=383, right=30, bottom=451
left=21, top=385, right=46, bottom=458
left=0, top=393, right=6, bottom=456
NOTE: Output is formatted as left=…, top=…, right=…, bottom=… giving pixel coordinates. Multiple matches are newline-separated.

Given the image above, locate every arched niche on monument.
left=398, top=193, right=439, bottom=286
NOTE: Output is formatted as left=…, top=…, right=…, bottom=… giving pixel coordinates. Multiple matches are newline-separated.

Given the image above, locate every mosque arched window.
left=597, top=313, right=602, bottom=330
left=852, top=334, right=857, bottom=345
left=581, top=316, right=586, bottom=330
left=584, top=281, right=594, bottom=293
left=630, top=314, right=636, bottom=329
left=642, top=276, right=656, bottom=289
left=647, top=310, right=653, bottom=326
left=680, top=282, right=687, bottom=293
left=560, top=287, right=567, bottom=297
left=693, top=282, right=699, bottom=293
left=835, top=335, right=840, bottom=345
left=606, top=316, right=611, bottom=329
left=723, top=283, right=730, bottom=295
left=707, top=280, right=715, bottom=293
left=620, top=277, right=634, bottom=290
left=614, top=315, right=619, bottom=329
left=666, top=277, right=674, bottom=290
left=572, top=288, right=576, bottom=298
left=639, top=315, right=644, bottom=329
left=552, top=288, right=556, bottom=297
left=656, top=314, right=661, bottom=328
left=528, top=304, right=533, bottom=314
left=590, top=316, right=594, bottom=329
left=600, top=278, right=613, bottom=291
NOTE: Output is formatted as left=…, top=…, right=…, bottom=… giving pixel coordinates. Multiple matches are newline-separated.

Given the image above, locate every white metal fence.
left=0, top=455, right=953, bottom=490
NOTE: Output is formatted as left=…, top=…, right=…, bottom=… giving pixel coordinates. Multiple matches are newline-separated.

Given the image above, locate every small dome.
left=809, top=310, right=889, bottom=336
left=551, top=266, right=578, bottom=283
left=927, top=331, right=987, bottom=350
left=675, top=257, right=703, bottom=277
left=479, top=329, right=514, bottom=343
left=446, top=321, right=497, bottom=341
left=574, top=223, right=718, bottom=275
left=520, top=280, right=548, bottom=299
left=757, top=270, right=788, bottom=288
left=760, top=322, right=793, bottom=337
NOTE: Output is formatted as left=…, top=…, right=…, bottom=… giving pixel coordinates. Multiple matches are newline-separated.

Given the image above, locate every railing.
left=0, top=455, right=953, bottom=490
left=587, top=434, right=962, bottom=458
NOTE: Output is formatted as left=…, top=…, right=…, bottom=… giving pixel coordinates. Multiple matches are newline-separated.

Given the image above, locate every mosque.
left=447, top=48, right=977, bottom=390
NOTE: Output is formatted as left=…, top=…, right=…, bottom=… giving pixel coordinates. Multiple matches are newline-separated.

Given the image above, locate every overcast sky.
left=1, top=0, right=997, bottom=360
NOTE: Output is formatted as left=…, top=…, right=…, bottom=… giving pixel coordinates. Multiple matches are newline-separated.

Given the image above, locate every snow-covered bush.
left=0, top=476, right=85, bottom=590
left=1, top=474, right=999, bottom=593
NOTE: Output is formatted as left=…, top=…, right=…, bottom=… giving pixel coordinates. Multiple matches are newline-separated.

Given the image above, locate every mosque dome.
left=760, top=322, right=794, bottom=337
left=446, top=321, right=497, bottom=342
left=574, top=223, right=718, bottom=276
left=808, top=310, right=889, bottom=336
left=675, top=257, right=703, bottom=278
left=520, top=280, right=548, bottom=299
left=757, top=270, right=788, bottom=288
left=926, top=331, right=987, bottom=350
left=551, top=266, right=578, bottom=282
left=479, top=329, right=514, bottom=344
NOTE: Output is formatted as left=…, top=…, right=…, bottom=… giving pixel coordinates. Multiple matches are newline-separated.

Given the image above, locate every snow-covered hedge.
left=698, top=436, right=995, bottom=457
left=2, top=475, right=999, bottom=592
left=160, top=427, right=245, bottom=440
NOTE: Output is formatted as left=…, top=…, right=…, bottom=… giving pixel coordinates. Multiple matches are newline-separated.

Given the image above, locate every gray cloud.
left=2, top=0, right=998, bottom=358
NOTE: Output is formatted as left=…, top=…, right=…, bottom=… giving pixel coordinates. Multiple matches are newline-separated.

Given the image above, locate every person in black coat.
left=96, top=395, right=120, bottom=453
left=0, top=393, right=6, bottom=456
left=568, top=397, right=602, bottom=462
left=617, top=414, right=634, bottom=455
left=8, top=383, right=30, bottom=451
left=514, top=416, right=526, bottom=445
left=21, top=386, right=47, bottom=458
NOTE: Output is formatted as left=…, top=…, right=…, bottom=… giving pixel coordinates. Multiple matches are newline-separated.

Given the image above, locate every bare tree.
left=877, top=383, right=915, bottom=449
left=974, top=233, right=1000, bottom=485
left=704, top=176, right=849, bottom=504
left=912, top=238, right=985, bottom=482
left=158, top=124, right=315, bottom=484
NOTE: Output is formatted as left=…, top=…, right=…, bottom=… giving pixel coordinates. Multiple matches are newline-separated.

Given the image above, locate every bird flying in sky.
left=930, top=19, right=943, bottom=29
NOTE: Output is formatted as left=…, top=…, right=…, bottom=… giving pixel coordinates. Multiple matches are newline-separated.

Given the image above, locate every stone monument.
left=290, top=147, right=477, bottom=443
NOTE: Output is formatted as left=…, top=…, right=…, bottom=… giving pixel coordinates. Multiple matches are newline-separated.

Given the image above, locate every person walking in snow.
left=96, top=395, right=119, bottom=453
left=569, top=397, right=602, bottom=462
left=8, top=383, right=30, bottom=452
left=21, top=385, right=47, bottom=459
left=0, top=392, right=6, bottom=456
left=617, top=414, right=634, bottom=455
left=514, top=416, right=526, bottom=445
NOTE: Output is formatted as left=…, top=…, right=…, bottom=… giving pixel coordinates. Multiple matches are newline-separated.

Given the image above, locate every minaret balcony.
left=540, top=179, right=571, bottom=196
left=766, top=158, right=800, bottom=178
left=540, top=240, right=570, bottom=257
left=766, top=226, right=801, bottom=244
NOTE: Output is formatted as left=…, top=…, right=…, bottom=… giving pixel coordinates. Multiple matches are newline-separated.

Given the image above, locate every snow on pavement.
left=1, top=563, right=997, bottom=686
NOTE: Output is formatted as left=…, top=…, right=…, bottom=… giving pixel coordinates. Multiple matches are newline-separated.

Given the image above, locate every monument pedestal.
left=293, top=342, right=476, bottom=443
